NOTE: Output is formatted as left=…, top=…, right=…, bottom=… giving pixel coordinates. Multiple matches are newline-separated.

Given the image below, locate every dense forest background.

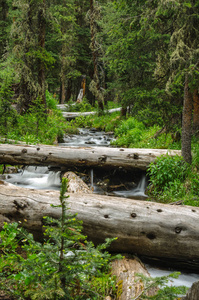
left=0, top=0, right=199, bottom=164
left=1, top=2, right=199, bottom=298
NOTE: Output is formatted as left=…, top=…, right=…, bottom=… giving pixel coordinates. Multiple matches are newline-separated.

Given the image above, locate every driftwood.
left=1, top=181, right=199, bottom=267
left=61, top=108, right=121, bottom=119
left=0, top=144, right=181, bottom=170
left=111, top=256, right=157, bottom=300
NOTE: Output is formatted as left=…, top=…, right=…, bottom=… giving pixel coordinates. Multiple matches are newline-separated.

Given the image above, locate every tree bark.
left=89, top=0, right=104, bottom=113
left=182, top=280, right=199, bottom=300
left=181, top=74, right=192, bottom=164
left=1, top=182, right=199, bottom=265
left=38, top=0, right=47, bottom=112
left=0, top=144, right=181, bottom=170
left=111, top=257, right=157, bottom=300
left=193, top=89, right=199, bottom=134
left=111, top=256, right=157, bottom=300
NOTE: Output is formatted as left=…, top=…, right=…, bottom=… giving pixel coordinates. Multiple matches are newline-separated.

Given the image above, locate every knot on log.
left=21, top=148, right=27, bottom=154
left=146, top=233, right=156, bottom=240
left=127, top=153, right=139, bottom=159
left=175, top=227, right=182, bottom=234
left=14, top=199, right=27, bottom=210
left=131, top=213, right=137, bottom=218
left=98, top=155, right=107, bottom=163
left=41, top=156, right=48, bottom=162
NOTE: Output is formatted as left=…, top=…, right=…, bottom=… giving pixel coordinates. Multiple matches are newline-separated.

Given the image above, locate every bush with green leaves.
left=0, top=178, right=119, bottom=300
left=112, top=117, right=145, bottom=147
left=147, top=154, right=189, bottom=202
left=46, top=90, right=59, bottom=110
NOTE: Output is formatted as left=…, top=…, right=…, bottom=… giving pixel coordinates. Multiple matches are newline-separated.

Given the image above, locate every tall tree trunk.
left=193, top=88, right=199, bottom=135
left=38, top=0, right=47, bottom=112
left=121, top=105, right=127, bottom=118
left=60, top=43, right=67, bottom=104
left=60, top=75, right=66, bottom=104
left=0, top=0, right=8, bottom=58
left=89, top=0, right=104, bottom=113
left=181, top=74, right=192, bottom=164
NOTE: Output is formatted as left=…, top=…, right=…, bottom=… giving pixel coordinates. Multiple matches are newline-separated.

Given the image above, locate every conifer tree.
left=10, top=0, right=54, bottom=113
left=0, top=0, right=11, bottom=59
left=142, top=0, right=199, bottom=163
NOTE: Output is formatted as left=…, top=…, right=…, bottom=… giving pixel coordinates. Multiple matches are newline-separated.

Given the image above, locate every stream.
left=3, top=128, right=199, bottom=289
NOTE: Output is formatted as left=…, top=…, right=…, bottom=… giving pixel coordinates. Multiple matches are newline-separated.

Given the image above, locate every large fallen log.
left=0, top=182, right=199, bottom=267
left=0, top=144, right=181, bottom=170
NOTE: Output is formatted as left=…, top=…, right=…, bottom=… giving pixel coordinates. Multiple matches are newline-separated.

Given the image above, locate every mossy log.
left=0, top=144, right=181, bottom=170
left=0, top=181, right=199, bottom=267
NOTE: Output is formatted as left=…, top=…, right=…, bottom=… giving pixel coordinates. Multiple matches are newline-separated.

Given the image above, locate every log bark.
left=1, top=182, right=199, bottom=265
left=182, top=280, right=199, bottom=300
left=0, top=144, right=181, bottom=170
left=111, top=256, right=157, bottom=300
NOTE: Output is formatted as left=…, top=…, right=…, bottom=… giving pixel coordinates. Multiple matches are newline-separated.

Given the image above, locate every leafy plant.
left=67, top=98, right=96, bottom=113
left=147, top=154, right=188, bottom=190
left=46, top=90, right=59, bottom=110
left=147, top=154, right=189, bottom=202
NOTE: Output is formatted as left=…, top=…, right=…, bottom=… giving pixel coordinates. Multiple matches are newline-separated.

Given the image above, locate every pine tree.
left=10, top=0, right=54, bottom=113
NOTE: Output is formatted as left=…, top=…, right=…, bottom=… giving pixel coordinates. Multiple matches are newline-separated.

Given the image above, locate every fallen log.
left=0, top=144, right=181, bottom=170
left=0, top=182, right=199, bottom=266
left=60, top=107, right=121, bottom=119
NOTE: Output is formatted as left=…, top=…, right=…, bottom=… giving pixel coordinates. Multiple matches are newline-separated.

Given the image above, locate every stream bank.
left=1, top=128, right=199, bottom=290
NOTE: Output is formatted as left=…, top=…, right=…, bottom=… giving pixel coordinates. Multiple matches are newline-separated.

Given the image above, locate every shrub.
left=147, top=154, right=189, bottom=202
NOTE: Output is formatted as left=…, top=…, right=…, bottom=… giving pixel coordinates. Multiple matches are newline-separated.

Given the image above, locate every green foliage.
left=148, top=155, right=188, bottom=190
left=46, top=90, right=59, bottom=110
left=67, top=98, right=96, bottom=112
left=0, top=92, right=71, bottom=145
left=0, top=75, right=17, bottom=137
left=136, top=272, right=188, bottom=299
left=113, top=117, right=145, bottom=147
left=0, top=178, right=119, bottom=300
left=71, top=111, right=121, bottom=132
left=147, top=154, right=189, bottom=202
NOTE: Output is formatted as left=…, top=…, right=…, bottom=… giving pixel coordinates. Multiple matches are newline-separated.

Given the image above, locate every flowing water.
left=59, top=128, right=115, bottom=147
left=3, top=129, right=199, bottom=289
left=5, top=166, right=61, bottom=190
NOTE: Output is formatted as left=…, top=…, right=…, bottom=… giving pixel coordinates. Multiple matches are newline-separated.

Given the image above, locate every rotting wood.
left=0, top=144, right=181, bottom=170
left=111, top=256, right=157, bottom=300
left=1, top=181, right=199, bottom=266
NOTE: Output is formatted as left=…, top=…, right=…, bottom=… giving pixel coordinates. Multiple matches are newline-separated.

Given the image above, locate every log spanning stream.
left=2, top=128, right=199, bottom=288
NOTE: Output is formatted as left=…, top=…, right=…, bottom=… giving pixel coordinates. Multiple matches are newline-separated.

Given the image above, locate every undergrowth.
left=147, top=150, right=199, bottom=205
